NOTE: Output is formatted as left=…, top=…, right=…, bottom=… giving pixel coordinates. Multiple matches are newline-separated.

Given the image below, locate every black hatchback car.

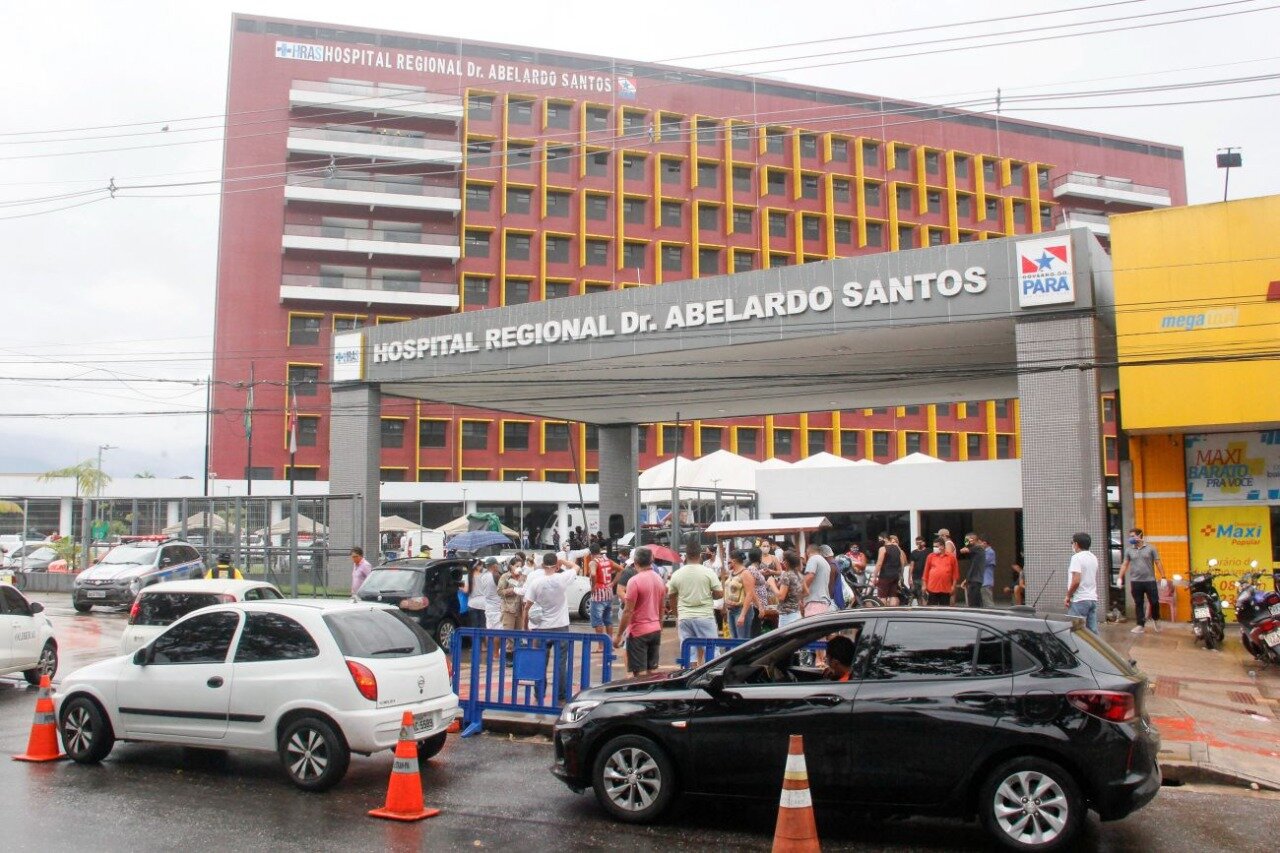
left=552, top=607, right=1160, bottom=852
left=354, top=558, right=466, bottom=647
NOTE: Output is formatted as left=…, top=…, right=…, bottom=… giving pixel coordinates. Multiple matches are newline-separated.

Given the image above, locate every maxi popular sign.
left=372, top=265, right=990, bottom=364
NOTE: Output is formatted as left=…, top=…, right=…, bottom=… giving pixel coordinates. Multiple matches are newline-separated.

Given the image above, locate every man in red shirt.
left=922, top=537, right=961, bottom=606
left=614, top=546, right=667, bottom=677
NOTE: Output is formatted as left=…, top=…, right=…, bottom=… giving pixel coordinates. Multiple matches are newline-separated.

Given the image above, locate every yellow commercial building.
left=1113, top=194, right=1280, bottom=617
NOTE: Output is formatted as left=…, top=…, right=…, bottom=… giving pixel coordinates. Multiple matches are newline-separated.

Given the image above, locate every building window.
left=696, top=118, right=719, bottom=146
left=928, top=229, right=945, bottom=246
left=288, top=315, right=320, bottom=346
left=807, top=430, right=828, bottom=455
left=863, top=141, right=880, bottom=168
left=774, top=428, right=794, bottom=455
left=833, top=178, right=851, bottom=203
left=546, top=145, right=572, bottom=174
left=996, top=434, right=1013, bottom=459
left=661, top=425, right=685, bottom=454
left=904, top=406, right=921, bottom=416
left=698, top=248, right=721, bottom=275
left=893, top=145, right=911, bottom=171
left=659, top=113, right=682, bottom=139
left=967, top=433, right=985, bottom=459
left=545, top=422, right=570, bottom=451
left=957, top=195, right=972, bottom=218
left=468, top=95, right=494, bottom=121
left=661, top=159, right=683, bottom=186
left=466, top=139, right=493, bottom=169
left=732, top=166, right=752, bottom=192
left=800, top=174, right=819, bottom=199
left=866, top=222, right=884, bottom=247
left=584, top=424, right=598, bottom=451
left=543, top=470, right=571, bottom=484
left=461, top=469, right=489, bottom=482
left=697, top=161, right=719, bottom=188
left=985, top=198, right=1000, bottom=222
left=623, top=241, right=646, bottom=270
left=465, top=184, right=492, bottom=212
left=506, top=187, right=532, bottom=214
left=839, top=430, right=859, bottom=457
left=995, top=399, right=1010, bottom=418
left=586, top=106, right=610, bottom=131
left=506, top=232, right=531, bottom=261
left=545, top=281, right=570, bottom=299
left=765, top=128, right=786, bottom=154
left=501, top=469, right=532, bottom=482
left=905, top=432, right=924, bottom=455
left=1013, top=201, right=1027, bottom=226
left=506, top=141, right=533, bottom=170
left=503, top=421, right=530, bottom=450
left=380, top=468, right=406, bottom=483
left=661, top=201, right=683, bottom=228
left=419, top=420, right=447, bottom=449
left=1105, top=436, right=1117, bottom=462
left=544, top=235, right=571, bottom=263
left=380, top=419, right=405, bottom=449
left=622, top=153, right=646, bottom=179
left=732, top=208, right=753, bottom=234
left=1102, top=396, right=1116, bottom=422
left=731, top=125, right=751, bottom=151
left=622, top=109, right=647, bottom=134
left=418, top=469, right=447, bottom=483
left=462, top=421, right=489, bottom=450
left=333, top=315, right=365, bottom=333
left=288, top=365, right=319, bottom=397
left=545, top=190, right=570, bottom=218
left=585, top=239, right=609, bottom=267
left=767, top=170, right=787, bottom=196
left=623, top=197, right=646, bottom=225
left=831, top=138, right=849, bottom=162
left=585, top=150, right=609, bottom=177
left=799, top=134, right=818, bottom=158
left=1040, top=205, right=1053, bottom=230
left=504, top=278, right=531, bottom=304
left=508, top=98, right=533, bottom=124
left=936, top=433, right=953, bottom=459
left=927, top=190, right=942, bottom=214
left=545, top=101, right=571, bottom=129
left=297, top=416, right=318, bottom=448
left=585, top=194, right=609, bottom=221
left=864, top=182, right=881, bottom=207
left=896, top=185, right=913, bottom=213
left=1037, top=167, right=1051, bottom=189
left=464, top=276, right=492, bottom=307
left=924, top=150, right=940, bottom=175
left=935, top=403, right=951, bottom=417
left=834, top=219, right=853, bottom=245
left=698, top=205, right=719, bottom=232
left=637, top=426, right=648, bottom=453
left=768, top=211, right=788, bottom=238
left=465, top=230, right=491, bottom=258
left=733, top=251, right=755, bottom=273
left=701, top=426, right=722, bottom=453
left=1009, top=163, right=1026, bottom=186
left=584, top=282, right=610, bottom=295
left=954, top=155, right=970, bottom=179
left=769, top=253, right=791, bottom=268
left=897, top=225, right=915, bottom=249
left=661, top=244, right=684, bottom=272
left=983, top=159, right=998, bottom=183
left=737, top=427, right=759, bottom=456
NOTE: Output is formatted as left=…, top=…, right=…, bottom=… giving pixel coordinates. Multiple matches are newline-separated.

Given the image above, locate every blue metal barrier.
left=675, top=637, right=829, bottom=668
left=449, top=627, right=614, bottom=737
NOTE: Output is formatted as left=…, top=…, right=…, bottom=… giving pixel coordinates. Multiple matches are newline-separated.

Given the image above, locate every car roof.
left=811, top=606, right=1071, bottom=630
left=236, top=598, right=395, bottom=613
left=138, top=579, right=278, bottom=595
left=376, top=558, right=468, bottom=571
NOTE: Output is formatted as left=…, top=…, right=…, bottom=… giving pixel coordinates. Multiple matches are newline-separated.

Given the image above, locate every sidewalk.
left=1100, top=620, right=1280, bottom=790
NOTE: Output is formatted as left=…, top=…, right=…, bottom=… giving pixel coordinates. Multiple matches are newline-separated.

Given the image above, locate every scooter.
left=1234, top=562, right=1280, bottom=665
left=1183, top=558, right=1228, bottom=650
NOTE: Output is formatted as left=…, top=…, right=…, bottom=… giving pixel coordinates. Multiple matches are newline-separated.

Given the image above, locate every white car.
left=0, top=583, right=58, bottom=684
left=56, top=600, right=460, bottom=791
left=119, top=579, right=284, bottom=654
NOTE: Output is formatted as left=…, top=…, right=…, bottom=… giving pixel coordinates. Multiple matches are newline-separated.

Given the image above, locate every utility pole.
left=203, top=376, right=211, bottom=497
left=517, top=476, right=527, bottom=549
left=244, top=363, right=255, bottom=497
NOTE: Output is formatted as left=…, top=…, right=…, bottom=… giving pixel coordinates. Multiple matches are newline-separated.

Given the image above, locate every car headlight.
left=559, top=701, right=600, bottom=724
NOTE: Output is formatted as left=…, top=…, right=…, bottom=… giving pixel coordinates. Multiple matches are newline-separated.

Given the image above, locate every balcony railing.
left=283, top=223, right=458, bottom=246
left=1051, top=172, right=1171, bottom=207
left=282, top=273, right=458, bottom=297
left=288, top=126, right=460, bottom=154
left=285, top=173, right=460, bottom=201
left=290, top=80, right=463, bottom=117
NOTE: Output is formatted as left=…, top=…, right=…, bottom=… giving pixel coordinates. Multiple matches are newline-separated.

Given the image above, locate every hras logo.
left=1015, top=236, right=1075, bottom=307
left=617, top=76, right=637, bottom=99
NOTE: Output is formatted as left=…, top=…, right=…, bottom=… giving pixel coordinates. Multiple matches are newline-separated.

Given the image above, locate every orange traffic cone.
left=368, top=711, right=440, bottom=822
left=446, top=718, right=461, bottom=734
left=772, top=734, right=820, bottom=853
left=14, top=674, right=66, bottom=763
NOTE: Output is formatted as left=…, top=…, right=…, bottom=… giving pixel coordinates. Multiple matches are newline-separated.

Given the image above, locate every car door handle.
left=207, top=676, right=224, bottom=688
left=957, top=691, right=997, bottom=707
left=808, top=694, right=843, bottom=707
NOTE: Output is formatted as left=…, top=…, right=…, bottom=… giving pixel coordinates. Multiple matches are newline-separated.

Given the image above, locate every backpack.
left=826, top=558, right=845, bottom=608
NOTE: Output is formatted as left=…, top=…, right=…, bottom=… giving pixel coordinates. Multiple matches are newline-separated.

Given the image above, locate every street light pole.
left=517, top=476, right=528, bottom=549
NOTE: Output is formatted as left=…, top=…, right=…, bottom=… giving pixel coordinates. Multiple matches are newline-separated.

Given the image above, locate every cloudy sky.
left=2, top=0, right=1277, bottom=479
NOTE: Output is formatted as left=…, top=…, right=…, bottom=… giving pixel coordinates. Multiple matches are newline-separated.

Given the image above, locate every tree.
left=40, top=460, right=111, bottom=497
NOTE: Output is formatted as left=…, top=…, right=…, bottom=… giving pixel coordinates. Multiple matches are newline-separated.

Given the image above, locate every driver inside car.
left=821, top=635, right=855, bottom=682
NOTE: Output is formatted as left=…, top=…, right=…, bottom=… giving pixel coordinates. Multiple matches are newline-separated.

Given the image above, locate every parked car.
left=354, top=558, right=466, bottom=647
left=55, top=600, right=459, bottom=790
left=2, top=545, right=59, bottom=571
left=551, top=607, right=1160, bottom=851
left=119, top=579, right=284, bottom=654
left=0, top=582, right=58, bottom=684
left=72, top=538, right=205, bottom=612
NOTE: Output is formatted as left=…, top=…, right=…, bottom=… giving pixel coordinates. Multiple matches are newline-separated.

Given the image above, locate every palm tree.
left=40, top=460, right=111, bottom=498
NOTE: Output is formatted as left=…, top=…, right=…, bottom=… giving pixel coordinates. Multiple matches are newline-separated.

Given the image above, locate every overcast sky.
left=2, top=0, right=1277, bottom=480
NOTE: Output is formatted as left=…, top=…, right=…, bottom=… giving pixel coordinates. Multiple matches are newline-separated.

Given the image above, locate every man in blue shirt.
left=982, top=543, right=997, bottom=607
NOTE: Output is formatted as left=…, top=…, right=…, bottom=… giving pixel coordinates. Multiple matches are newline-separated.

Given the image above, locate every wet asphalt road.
left=0, top=597, right=1275, bottom=852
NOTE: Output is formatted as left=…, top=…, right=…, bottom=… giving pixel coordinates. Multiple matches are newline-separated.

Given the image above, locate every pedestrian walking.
left=1065, top=532, right=1100, bottom=632
left=666, top=543, right=723, bottom=665
left=478, top=558, right=503, bottom=629
left=349, top=547, right=372, bottom=595
left=1121, top=528, right=1166, bottom=634
left=768, top=551, right=805, bottom=628
left=922, top=538, right=959, bottom=605
left=907, top=537, right=929, bottom=602
left=467, top=560, right=492, bottom=628
left=497, top=557, right=525, bottom=660
left=869, top=532, right=904, bottom=606
left=724, top=551, right=748, bottom=639
left=739, top=548, right=769, bottom=637
left=614, top=547, right=667, bottom=676
left=801, top=543, right=834, bottom=617
left=585, top=544, right=615, bottom=636
left=982, top=541, right=997, bottom=607
left=962, top=533, right=987, bottom=608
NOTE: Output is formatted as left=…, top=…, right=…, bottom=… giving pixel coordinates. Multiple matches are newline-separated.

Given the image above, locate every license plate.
left=1271, top=603, right=1280, bottom=617
left=86, top=590, right=106, bottom=599
left=1193, top=606, right=1211, bottom=619
left=1265, top=630, right=1280, bottom=648
left=412, top=712, right=435, bottom=734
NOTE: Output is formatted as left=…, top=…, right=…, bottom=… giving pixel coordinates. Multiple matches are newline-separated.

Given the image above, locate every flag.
left=288, top=387, right=298, bottom=456
left=243, top=382, right=254, bottom=439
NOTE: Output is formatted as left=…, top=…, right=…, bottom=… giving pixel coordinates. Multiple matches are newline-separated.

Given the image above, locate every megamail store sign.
left=372, top=266, right=989, bottom=363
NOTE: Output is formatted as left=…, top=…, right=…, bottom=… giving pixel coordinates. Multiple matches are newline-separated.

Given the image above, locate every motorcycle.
left=1234, top=562, right=1280, bottom=665
left=1180, top=558, right=1227, bottom=650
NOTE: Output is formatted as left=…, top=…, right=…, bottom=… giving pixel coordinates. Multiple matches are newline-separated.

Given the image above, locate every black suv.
left=354, top=557, right=465, bottom=647
left=552, top=607, right=1160, bottom=852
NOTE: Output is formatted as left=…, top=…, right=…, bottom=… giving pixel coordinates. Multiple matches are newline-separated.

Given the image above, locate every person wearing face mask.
left=1120, top=528, right=1166, bottom=634
left=922, top=537, right=960, bottom=606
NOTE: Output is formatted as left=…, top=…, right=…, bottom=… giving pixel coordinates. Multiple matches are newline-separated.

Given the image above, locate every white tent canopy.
left=758, top=458, right=792, bottom=469
left=792, top=452, right=861, bottom=469
left=438, top=514, right=519, bottom=538
left=380, top=515, right=426, bottom=533
left=163, top=512, right=229, bottom=535
left=638, top=450, right=760, bottom=491
left=890, top=452, right=944, bottom=465
left=260, top=515, right=328, bottom=536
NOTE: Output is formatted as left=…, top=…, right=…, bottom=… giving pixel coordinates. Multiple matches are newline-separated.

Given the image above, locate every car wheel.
left=980, top=757, right=1083, bottom=852
left=23, top=641, right=57, bottom=685
left=417, top=731, right=447, bottom=762
left=59, top=695, right=115, bottom=764
left=72, top=599, right=93, bottom=613
left=278, top=715, right=350, bottom=792
left=435, top=617, right=458, bottom=650
left=591, top=734, right=676, bottom=824
left=578, top=594, right=590, bottom=621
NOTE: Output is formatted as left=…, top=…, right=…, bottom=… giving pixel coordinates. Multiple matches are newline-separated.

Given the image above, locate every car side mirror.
left=703, top=673, right=725, bottom=696
left=133, top=648, right=150, bottom=666
left=29, top=602, right=43, bottom=614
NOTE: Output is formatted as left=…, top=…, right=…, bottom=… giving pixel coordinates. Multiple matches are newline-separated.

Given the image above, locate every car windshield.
left=324, top=609, right=438, bottom=657
left=101, top=544, right=158, bottom=565
left=359, top=568, right=420, bottom=595
left=29, top=547, right=57, bottom=560
left=134, top=592, right=225, bottom=626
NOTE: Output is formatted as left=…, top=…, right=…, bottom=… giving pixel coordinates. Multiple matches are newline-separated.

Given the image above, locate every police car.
left=72, top=537, right=206, bottom=613
left=0, top=583, right=58, bottom=684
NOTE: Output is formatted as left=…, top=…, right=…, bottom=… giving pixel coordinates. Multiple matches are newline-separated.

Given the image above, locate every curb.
left=469, top=713, right=555, bottom=738
left=1159, top=759, right=1280, bottom=792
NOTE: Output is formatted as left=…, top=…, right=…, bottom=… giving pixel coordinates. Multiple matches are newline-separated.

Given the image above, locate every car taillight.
left=1067, top=690, right=1136, bottom=723
left=346, top=659, right=378, bottom=702
left=398, top=596, right=428, bottom=611
left=127, top=598, right=141, bottom=625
